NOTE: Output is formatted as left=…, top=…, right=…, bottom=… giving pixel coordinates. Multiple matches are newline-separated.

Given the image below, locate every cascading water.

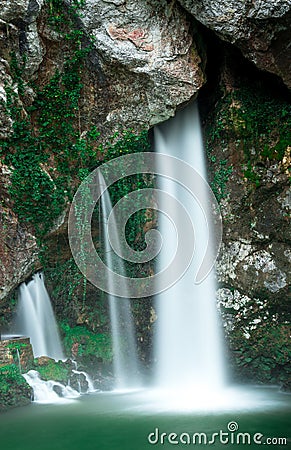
left=98, top=173, right=140, bottom=390
left=23, top=370, right=79, bottom=403
left=72, top=360, right=95, bottom=393
left=154, top=101, right=225, bottom=392
left=15, top=272, right=64, bottom=360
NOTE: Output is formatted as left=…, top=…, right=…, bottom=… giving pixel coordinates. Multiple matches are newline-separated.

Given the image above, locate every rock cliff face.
left=0, top=0, right=204, bottom=302
left=0, top=0, right=290, bottom=389
left=1, top=0, right=289, bottom=302
left=202, top=50, right=290, bottom=386
left=178, top=0, right=291, bottom=88
left=0, top=0, right=204, bottom=132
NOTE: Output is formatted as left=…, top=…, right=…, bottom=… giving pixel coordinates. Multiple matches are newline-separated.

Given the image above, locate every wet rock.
left=0, top=60, right=14, bottom=139
left=22, top=21, right=45, bottom=79
left=0, top=364, right=32, bottom=411
left=69, top=372, right=88, bottom=393
left=35, top=356, right=56, bottom=366
left=52, top=384, right=63, bottom=396
left=0, top=0, right=44, bottom=80
left=0, top=337, right=34, bottom=371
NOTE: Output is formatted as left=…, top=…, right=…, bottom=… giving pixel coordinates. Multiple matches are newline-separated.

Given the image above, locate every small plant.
left=211, top=159, right=233, bottom=202
left=206, top=81, right=291, bottom=191
left=6, top=342, right=28, bottom=351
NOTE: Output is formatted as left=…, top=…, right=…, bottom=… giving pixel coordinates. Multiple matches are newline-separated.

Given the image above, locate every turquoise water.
left=0, top=387, right=290, bottom=450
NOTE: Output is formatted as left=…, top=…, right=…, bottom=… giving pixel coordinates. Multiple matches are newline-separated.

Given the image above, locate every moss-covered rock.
left=0, top=364, right=32, bottom=412
left=61, top=323, right=112, bottom=362
left=33, top=357, right=69, bottom=383
left=217, top=288, right=290, bottom=390
left=202, top=49, right=291, bottom=390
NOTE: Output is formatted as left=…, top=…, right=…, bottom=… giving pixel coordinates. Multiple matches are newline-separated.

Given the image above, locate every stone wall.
left=0, top=337, right=34, bottom=371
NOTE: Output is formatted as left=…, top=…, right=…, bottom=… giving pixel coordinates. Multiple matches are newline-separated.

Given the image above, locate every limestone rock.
left=0, top=164, right=39, bottom=302
left=81, top=0, right=205, bottom=125
left=178, top=0, right=291, bottom=88
left=216, top=242, right=289, bottom=297
left=0, top=0, right=44, bottom=23
left=0, top=0, right=31, bottom=22
left=0, top=0, right=44, bottom=80
left=0, top=0, right=205, bottom=304
left=0, top=60, right=14, bottom=139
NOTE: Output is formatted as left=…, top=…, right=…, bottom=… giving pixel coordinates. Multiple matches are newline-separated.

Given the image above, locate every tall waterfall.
left=15, top=272, right=64, bottom=360
left=98, top=173, right=140, bottom=389
left=154, top=102, right=225, bottom=391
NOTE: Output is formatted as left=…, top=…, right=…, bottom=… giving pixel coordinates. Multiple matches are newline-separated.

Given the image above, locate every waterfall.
left=15, top=272, right=64, bottom=360
left=16, top=348, right=21, bottom=373
left=154, top=102, right=225, bottom=392
left=98, top=173, right=140, bottom=389
left=72, top=369, right=95, bottom=393
left=23, top=370, right=79, bottom=403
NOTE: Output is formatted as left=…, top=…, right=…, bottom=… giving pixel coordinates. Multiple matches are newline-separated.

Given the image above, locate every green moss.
left=6, top=342, right=28, bottom=351
left=206, top=81, right=291, bottom=192
left=0, top=0, right=97, bottom=236
left=101, top=129, right=152, bottom=252
left=34, top=360, right=69, bottom=383
left=0, top=364, right=31, bottom=411
left=0, top=364, right=25, bottom=385
left=1, top=0, right=152, bottom=263
left=61, top=322, right=112, bottom=361
left=230, top=323, right=290, bottom=387
left=232, top=86, right=290, bottom=162
left=210, top=158, right=233, bottom=202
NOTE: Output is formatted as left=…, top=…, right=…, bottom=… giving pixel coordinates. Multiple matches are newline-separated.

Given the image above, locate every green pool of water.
left=0, top=386, right=290, bottom=450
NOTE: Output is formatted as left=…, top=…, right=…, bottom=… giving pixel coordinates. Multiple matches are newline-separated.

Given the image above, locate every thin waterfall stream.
left=98, top=173, right=140, bottom=390
left=15, top=272, right=64, bottom=361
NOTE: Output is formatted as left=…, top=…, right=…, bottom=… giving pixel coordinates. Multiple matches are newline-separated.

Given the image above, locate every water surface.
left=0, top=386, right=290, bottom=450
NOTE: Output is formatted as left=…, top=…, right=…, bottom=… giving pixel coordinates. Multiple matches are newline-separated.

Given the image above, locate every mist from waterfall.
left=154, top=102, right=225, bottom=392
left=98, top=173, right=140, bottom=390
left=15, top=272, right=64, bottom=360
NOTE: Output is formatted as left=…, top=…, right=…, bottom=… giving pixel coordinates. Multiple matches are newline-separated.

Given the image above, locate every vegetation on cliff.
left=203, top=49, right=290, bottom=390
left=0, top=364, right=32, bottom=411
